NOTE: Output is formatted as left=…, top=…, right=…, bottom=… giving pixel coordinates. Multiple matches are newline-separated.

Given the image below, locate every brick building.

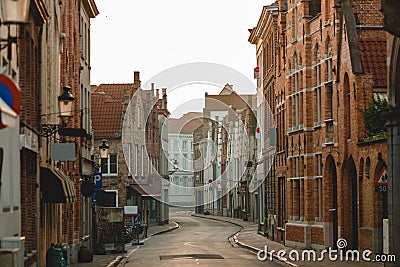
left=37, top=0, right=97, bottom=264
left=250, top=0, right=389, bottom=253
left=92, top=72, right=170, bottom=226
left=16, top=2, right=48, bottom=266
left=248, top=2, right=279, bottom=239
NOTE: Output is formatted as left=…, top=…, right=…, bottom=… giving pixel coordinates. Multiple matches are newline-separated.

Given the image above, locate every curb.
left=151, top=221, right=181, bottom=236
left=192, top=213, right=298, bottom=267
left=106, top=256, right=124, bottom=267
left=191, top=213, right=244, bottom=228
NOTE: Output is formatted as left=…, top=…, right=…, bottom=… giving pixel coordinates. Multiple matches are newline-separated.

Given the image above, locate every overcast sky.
left=91, top=0, right=274, bottom=117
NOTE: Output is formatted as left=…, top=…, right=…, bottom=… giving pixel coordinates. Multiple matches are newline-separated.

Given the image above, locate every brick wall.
left=311, top=226, right=324, bottom=245
left=286, top=224, right=305, bottom=243
left=60, top=0, right=83, bottom=243
left=20, top=149, right=38, bottom=253
left=268, top=0, right=389, bottom=252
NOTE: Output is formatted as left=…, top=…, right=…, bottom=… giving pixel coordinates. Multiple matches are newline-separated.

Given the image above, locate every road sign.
left=375, top=167, right=388, bottom=192
left=375, top=167, right=388, bottom=186
left=254, top=66, right=260, bottom=79
left=0, top=74, right=21, bottom=130
left=92, top=172, right=102, bottom=202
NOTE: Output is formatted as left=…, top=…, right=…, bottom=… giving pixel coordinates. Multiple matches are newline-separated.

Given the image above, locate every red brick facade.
left=251, top=0, right=389, bottom=252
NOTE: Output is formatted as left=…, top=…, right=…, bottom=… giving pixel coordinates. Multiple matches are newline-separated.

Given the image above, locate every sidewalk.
left=191, top=213, right=385, bottom=267
left=69, top=221, right=179, bottom=267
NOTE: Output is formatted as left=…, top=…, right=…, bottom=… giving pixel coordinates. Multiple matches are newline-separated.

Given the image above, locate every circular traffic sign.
left=0, top=74, right=21, bottom=130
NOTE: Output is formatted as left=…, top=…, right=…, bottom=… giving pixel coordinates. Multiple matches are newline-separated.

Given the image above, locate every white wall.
left=0, top=123, right=21, bottom=237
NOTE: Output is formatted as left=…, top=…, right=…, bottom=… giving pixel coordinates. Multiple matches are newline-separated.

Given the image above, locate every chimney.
left=151, top=83, right=155, bottom=96
left=133, top=71, right=141, bottom=93
left=156, top=88, right=159, bottom=98
left=162, top=88, right=167, bottom=110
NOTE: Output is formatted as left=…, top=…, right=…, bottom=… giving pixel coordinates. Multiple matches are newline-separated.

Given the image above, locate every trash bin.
left=46, top=244, right=66, bottom=267
left=242, top=210, right=248, bottom=221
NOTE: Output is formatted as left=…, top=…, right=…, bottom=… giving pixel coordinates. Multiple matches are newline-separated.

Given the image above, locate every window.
left=182, top=140, right=187, bottom=150
left=278, top=177, right=286, bottom=227
left=295, top=157, right=299, bottom=177
left=101, top=154, right=118, bottom=176
left=327, top=59, right=333, bottom=81
left=137, top=106, right=141, bottom=128
left=316, top=87, right=321, bottom=124
left=316, top=65, right=321, bottom=86
left=316, top=154, right=322, bottom=221
left=148, top=156, right=151, bottom=174
left=325, top=84, right=333, bottom=120
left=127, top=144, right=131, bottom=175
left=293, top=179, right=300, bottom=220
left=183, top=154, right=187, bottom=169
left=317, top=177, right=322, bottom=221
left=316, top=154, right=322, bottom=176
left=141, top=145, right=144, bottom=176
left=174, top=140, right=179, bottom=151
left=135, top=145, right=138, bottom=176
left=292, top=7, right=298, bottom=41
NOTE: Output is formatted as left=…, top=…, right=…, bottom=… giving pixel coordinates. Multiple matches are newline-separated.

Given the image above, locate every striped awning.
left=40, top=167, right=77, bottom=203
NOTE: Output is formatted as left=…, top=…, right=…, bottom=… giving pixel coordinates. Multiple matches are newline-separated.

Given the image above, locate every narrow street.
left=123, top=208, right=280, bottom=267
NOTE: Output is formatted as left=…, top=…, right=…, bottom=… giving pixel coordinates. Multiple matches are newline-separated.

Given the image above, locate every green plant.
left=362, top=95, right=388, bottom=138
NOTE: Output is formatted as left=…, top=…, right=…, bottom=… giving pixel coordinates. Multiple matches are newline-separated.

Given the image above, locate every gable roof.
left=168, top=112, right=203, bottom=134
left=91, top=83, right=132, bottom=138
left=358, top=38, right=387, bottom=87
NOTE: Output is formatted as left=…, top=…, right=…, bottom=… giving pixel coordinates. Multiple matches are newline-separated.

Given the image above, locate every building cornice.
left=82, top=0, right=99, bottom=18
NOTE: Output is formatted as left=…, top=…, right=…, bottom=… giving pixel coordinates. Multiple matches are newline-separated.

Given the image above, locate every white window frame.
left=101, top=154, right=118, bottom=176
left=105, top=189, right=118, bottom=207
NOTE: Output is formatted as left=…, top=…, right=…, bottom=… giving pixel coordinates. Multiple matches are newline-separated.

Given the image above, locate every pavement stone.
left=69, top=221, right=179, bottom=267
left=191, top=213, right=385, bottom=267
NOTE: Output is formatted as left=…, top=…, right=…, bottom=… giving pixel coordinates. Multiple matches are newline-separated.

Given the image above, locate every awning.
left=40, top=167, right=77, bottom=203
left=129, top=184, right=161, bottom=198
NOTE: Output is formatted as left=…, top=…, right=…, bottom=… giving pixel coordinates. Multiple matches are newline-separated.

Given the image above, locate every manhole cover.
left=160, top=254, right=224, bottom=260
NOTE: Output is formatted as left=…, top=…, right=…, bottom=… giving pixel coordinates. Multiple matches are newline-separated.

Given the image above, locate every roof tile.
left=358, top=38, right=387, bottom=87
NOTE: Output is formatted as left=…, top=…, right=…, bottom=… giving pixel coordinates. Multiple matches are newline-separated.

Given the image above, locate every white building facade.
left=168, top=132, right=195, bottom=206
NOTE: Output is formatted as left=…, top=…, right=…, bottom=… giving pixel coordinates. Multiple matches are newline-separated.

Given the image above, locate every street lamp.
left=58, top=86, right=75, bottom=119
left=1, top=0, right=30, bottom=24
left=99, top=139, right=109, bottom=159
left=0, top=0, right=30, bottom=58
left=41, top=86, right=75, bottom=137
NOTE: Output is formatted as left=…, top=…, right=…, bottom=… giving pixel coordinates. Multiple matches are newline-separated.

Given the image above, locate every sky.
left=91, top=0, right=275, bottom=117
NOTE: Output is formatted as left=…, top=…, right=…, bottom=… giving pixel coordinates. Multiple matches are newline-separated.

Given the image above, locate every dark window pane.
left=110, top=154, right=118, bottom=174
left=101, top=158, right=108, bottom=173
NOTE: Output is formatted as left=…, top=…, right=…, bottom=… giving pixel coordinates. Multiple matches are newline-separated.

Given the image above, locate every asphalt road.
left=123, top=208, right=281, bottom=267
